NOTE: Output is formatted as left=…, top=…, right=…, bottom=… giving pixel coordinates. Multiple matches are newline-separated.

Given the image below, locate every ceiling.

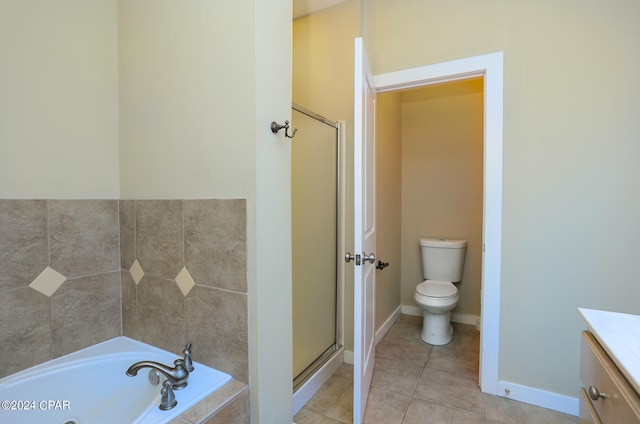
left=292, top=0, right=348, bottom=19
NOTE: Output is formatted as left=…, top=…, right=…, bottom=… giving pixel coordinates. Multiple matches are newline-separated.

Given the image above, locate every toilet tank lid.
left=419, top=238, right=467, bottom=248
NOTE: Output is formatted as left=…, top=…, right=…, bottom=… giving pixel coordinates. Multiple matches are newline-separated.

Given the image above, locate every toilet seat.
left=416, top=280, right=457, bottom=298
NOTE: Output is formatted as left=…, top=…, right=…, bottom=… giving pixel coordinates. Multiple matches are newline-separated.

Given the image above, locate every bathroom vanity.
left=578, top=308, right=640, bottom=423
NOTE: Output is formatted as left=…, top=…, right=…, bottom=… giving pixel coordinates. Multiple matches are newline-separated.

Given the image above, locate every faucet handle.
left=159, top=380, right=177, bottom=410
left=182, top=343, right=194, bottom=372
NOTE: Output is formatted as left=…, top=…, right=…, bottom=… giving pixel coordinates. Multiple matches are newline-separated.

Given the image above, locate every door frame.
left=373, top=51, right=504, bottom=394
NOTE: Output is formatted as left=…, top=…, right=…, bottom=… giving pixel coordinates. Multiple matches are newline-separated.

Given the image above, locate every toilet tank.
left=420, top=238, right=467, bottom=282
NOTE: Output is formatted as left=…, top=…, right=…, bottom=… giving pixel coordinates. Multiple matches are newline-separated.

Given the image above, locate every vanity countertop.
left=578, top=308, right=640, bottom=395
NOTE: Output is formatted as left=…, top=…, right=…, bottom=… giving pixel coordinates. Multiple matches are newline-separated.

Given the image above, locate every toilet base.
left=420, top=311, right=453, bottom=345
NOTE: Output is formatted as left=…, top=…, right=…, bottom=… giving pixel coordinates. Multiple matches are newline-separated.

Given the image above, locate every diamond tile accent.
left=29, top=266, right=67, bottom=297
left=129, top=259, right=145, bottom=285
left=175, top=267, right=196, bottom=296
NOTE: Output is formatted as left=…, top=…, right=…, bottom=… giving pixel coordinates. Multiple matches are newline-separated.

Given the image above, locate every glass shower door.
left=291, top=106, right=338, bottom=385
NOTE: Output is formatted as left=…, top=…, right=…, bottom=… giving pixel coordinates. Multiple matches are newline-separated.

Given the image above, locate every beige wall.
left=399, top=80, right=484, bottom=316
left=117, top=1, right=255, bottom=199
left=0, top=1, right=119, bottom=198
left=253, top=1, right=294, bottom=419
left=364, top=0, right=640, bottom=398
left=375, top=92, right=402, bottom=327
left=293, top=0, right=360, bottom=352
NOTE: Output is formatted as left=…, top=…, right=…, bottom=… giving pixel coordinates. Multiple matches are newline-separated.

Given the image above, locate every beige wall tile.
left=186, top=285, right=248, bottom=382
left=51, top=271, right=121, bottom=357
left=2, top=197, right=250, bottom=424
left=49, top=200, right=119, bottom=278
left=135, top=200, right=184, bottom=279
left=122, top=199, right=249, bottom=387
left=184, top=199, right=246, bottom=292
left=29, top=266, right=66, bottom=297
left=0, top=287, right=50, bottom=377
left=202, top=390, right=250, bottom=424
left=0, top=199, right=123, bottom=375
left=119, top=200, right=135, bottom=270
left=137, top=275, right=186, bottom=354
left=0, top=200, right=48, bottom=291
left=121, top=270, right=138, bottom=339
left=181, top=379, right=247, bottom=423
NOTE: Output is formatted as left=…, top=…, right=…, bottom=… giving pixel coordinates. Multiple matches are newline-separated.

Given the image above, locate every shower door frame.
left=291, top=103, right=346, bottom=392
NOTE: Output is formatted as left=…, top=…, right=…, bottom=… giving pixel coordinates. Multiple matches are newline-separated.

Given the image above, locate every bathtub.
left=0, top=337, right=231, bottom=424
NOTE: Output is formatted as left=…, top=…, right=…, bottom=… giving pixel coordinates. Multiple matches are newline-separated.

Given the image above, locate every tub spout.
left=126, top=359, right=189, bottom=389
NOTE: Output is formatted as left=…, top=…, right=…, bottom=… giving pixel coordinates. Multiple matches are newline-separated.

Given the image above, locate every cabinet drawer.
left=580, top=331, right=640, bottom=424
left=580, top=387, right=602, bottom=424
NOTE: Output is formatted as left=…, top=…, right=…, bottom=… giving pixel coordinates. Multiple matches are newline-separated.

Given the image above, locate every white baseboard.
left=293, top=348, right=344, bottom=415
left=401, top=304, right=422, bottom=317
left=497, top=380, right=579, bottom=417
left=343, top=306, right=401, bottom=367
left=343, top=349, right=353, bottom=365
left=451, top=312, right=480, bottom=327
left=375, top=305, right=402, bottom=345
left=401, top=304, right=480, bottom=328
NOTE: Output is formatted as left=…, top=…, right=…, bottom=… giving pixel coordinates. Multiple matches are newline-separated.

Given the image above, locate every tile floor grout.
left=294, top=314, right=579, bottom=424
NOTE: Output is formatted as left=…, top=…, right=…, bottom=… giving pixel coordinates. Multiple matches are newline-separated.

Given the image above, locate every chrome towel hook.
left=270, top=120, right=297, bottom=139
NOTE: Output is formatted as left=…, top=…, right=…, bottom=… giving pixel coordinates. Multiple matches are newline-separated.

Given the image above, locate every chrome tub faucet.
left=126, top=358, right=190, bottom=389
left=126, top=343, right=194, bottom=410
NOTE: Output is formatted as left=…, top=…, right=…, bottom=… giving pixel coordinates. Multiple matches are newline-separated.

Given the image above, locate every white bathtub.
left=0, top=337, right=231, bottom=424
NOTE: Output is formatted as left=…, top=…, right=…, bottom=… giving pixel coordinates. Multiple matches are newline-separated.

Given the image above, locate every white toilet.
left=413, top=238, right=467, bottom=345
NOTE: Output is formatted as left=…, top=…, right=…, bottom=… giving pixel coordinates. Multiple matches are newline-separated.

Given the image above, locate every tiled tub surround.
left=119, top=199, right=249, bottom=383
left=0, top=199, right=250, bottom=423
left=0, top=199, right=121, bottom=375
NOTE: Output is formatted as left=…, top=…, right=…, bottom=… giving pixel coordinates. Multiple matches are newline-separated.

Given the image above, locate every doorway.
left=372, top=51, right=503, bottom=394
left=389, top=77, right=484, bottom=328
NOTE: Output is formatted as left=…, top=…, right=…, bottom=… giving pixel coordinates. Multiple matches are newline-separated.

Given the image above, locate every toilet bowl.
left=414, top=280, right=459, bottom=345
left=415, top=238, right=466, bottom=345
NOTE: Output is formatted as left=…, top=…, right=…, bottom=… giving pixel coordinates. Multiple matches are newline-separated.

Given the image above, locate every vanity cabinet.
left=580, top=330, right=640, bottom=423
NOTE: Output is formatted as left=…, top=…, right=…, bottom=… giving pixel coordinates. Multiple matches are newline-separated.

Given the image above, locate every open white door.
left=352, top=37, right=376, bottom=424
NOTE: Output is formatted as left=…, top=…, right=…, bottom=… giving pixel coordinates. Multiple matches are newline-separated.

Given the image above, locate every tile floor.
left=294, top=314, right=579, bottom=424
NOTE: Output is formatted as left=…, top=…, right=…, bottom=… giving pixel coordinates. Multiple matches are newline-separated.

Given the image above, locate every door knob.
left=362, top=253, right=376, bottom=264
left=345, top=252, right=361, bottom=265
